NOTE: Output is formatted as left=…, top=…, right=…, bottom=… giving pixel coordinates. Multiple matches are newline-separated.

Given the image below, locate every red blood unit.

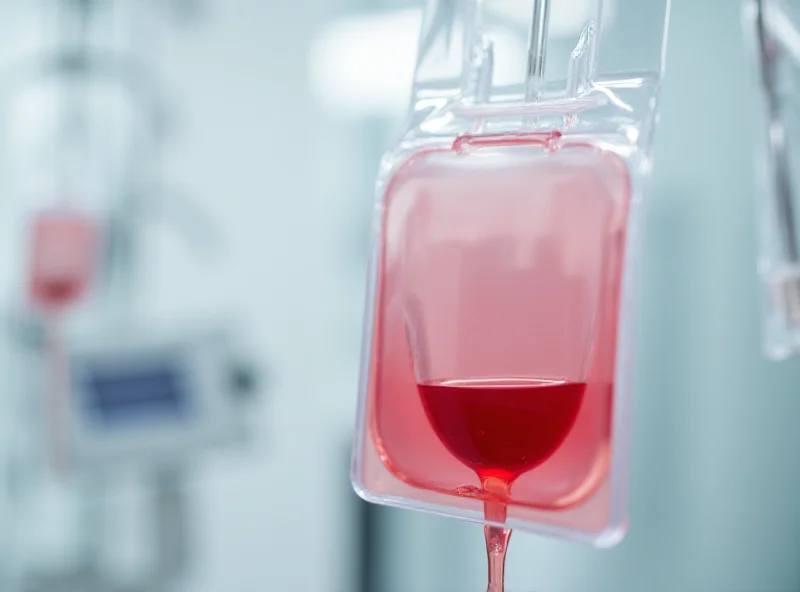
left=359, top=134, right=628, bottom=530
left=351, top=1, right=670, bottom=589
left=28, top=211, right=97, bottom=311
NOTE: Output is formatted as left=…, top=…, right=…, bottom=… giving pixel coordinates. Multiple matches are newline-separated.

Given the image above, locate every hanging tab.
left=464, top=33, right=495, bottom=107
left=477, top=38, right=495, bottom=104
left=471, top=39, right=495, bottom=133
left=461, top=0, right=482, bottom=104
left=567, top=22, right=595, bottom=100
left=564, top=22, right=595, bottom=127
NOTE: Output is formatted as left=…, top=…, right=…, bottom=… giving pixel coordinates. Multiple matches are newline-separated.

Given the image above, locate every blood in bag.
left=28, top=210, right=97, bottom=310
left=366, top=133, right=626, bottom=517
left=352, top=1, right=670, bottom=587
left=417, top=379, right=588, bottom=483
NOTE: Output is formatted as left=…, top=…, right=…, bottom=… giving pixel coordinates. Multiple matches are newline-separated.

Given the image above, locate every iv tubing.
left=44, top=317, right=71, bottom=476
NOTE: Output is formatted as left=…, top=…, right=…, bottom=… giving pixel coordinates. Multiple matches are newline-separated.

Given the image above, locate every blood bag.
left=351, top=0, right=671, bottom=546
left=27, top=209, right=98, bottom=312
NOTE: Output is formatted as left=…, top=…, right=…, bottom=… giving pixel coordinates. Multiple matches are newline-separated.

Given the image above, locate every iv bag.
left=745, top=0, right=800, bottom=359
left=26, top=209, right=98, bottom=311
left=0, top=57, right=137, bottom=314
left=351, top=0, right=671, bottom=546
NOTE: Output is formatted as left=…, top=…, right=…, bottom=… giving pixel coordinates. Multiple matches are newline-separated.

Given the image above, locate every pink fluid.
left=28, top=211, right=97, bottom=311
left=364, top=133, right=630, bottom=589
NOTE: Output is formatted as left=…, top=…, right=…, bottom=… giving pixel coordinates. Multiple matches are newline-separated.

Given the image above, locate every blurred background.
left=0, top=0, right=799, bottom=591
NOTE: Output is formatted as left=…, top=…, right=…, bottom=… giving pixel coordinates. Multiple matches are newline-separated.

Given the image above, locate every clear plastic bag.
left=352, top=0, right=671, bottom=546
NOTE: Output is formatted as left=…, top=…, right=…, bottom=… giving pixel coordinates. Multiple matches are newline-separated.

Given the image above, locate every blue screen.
left=82, top=361, right=190, bottom=425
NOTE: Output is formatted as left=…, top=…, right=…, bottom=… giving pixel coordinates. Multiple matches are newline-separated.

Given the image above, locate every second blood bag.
left=27, top=208, right=99, bottom=311
left=352, top=0, right=671, bottom=546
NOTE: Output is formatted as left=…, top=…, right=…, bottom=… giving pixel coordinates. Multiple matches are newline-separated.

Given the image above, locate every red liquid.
left=418, top=379, right=586, bottom=483
left=28, top=212, right=96, bottom=310
left=32, top=278, right=86, bottom=308
left=420, top=379, right=585, bottom=592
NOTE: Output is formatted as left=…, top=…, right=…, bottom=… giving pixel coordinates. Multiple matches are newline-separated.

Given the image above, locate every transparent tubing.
left=43, top=319, right=70, bottom=475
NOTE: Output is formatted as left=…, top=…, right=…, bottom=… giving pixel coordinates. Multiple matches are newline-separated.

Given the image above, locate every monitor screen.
left=81, top=360, right=191, bottom=426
